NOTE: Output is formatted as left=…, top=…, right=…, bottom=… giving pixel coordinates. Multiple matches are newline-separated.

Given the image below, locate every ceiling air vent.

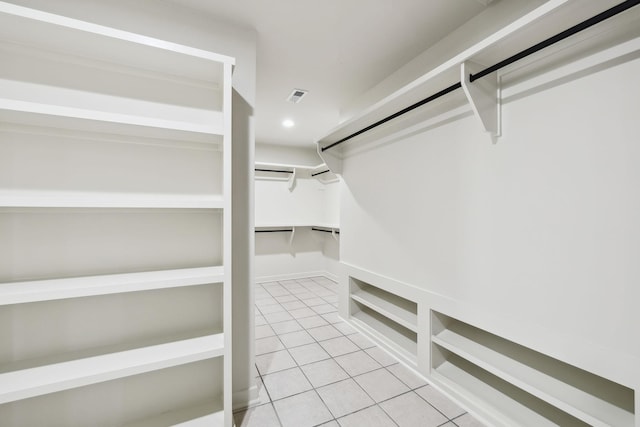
left=286, top=89, right=308, bottom=103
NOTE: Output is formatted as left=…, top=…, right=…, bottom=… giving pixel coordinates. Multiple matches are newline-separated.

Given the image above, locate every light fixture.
left=282, top=119, right=295, bottom=128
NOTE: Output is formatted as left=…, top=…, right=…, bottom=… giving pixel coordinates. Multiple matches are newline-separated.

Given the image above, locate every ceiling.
left=167, top=0, right=492, bottom=148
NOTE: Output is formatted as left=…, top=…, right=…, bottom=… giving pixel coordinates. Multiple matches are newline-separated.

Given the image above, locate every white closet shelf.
left=124, top=402, right=224, bottom=427
left=0, top=95, right=224, bottom=143
left=255, top=223, right=339, bottom=229
left=350, top=288, right=417, bottom=333
left=317, top=0, right=640, bottom=166
left=0, top=333, right=225, bottom=405
left=0, top=2, right=234, bottom=85
left=0, top=266, right=224, bottom=306
left=351, top=307, right=417, bottom=360
left=0, top=190, right=224, bottom=209
left=433, top=328, right=634, bottom=427
left=432, top=360, right=563, bottom=427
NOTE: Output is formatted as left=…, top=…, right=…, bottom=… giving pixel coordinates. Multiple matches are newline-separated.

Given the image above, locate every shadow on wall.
left=255, top=228, right=329, bottom=256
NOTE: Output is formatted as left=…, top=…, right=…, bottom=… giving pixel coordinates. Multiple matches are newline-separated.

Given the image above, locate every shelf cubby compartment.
left=431, top=311, right=635, bottom=427
left=349, top=277, right=418, bottom=363
left=0, top=266, right=224, bottom=306
left=124, top=401, right=225, bottom=427
left=0, top=333, right=224, bottom=405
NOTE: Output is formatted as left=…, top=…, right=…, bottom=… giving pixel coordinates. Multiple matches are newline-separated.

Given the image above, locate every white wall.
left=256, top=143, right=323, bottom=166
left=340, top=53, right=640, bottom=383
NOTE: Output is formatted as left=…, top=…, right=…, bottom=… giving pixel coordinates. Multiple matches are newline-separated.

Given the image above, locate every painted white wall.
left=256, top=143, right=323, bottom=166
left=340, top=53, right=640, bottom=382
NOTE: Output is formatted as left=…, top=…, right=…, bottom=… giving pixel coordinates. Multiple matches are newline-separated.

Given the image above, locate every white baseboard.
left=232, top=385, right=260, bottom=412
left=256, top=270, right=337, bottom=283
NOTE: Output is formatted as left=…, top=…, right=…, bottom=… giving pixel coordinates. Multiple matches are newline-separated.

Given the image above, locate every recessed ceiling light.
left=282, top=119, right=295, bottom=128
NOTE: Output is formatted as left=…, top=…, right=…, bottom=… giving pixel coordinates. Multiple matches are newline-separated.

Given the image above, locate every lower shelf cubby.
left=431, top=311, right=635, bottom=427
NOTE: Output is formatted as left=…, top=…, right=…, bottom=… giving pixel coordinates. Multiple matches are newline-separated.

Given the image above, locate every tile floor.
left=234, top=276, right=485, bottom=427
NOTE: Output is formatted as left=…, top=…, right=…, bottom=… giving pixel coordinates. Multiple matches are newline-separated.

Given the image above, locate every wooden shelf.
left=0, top=2, right=234, bottom=85
left=0, top=189, right=224, bottom=209
left=0, top=266, right=224, bottom=306
left=124, top=402, right=224, bottom=427
left=350, top=285, right=417, bottom=332
left=0, top=333, right=225, bottom=405
left=433, top=323, right=634, bottom=427
left=351, top=304, right=417, bottom=360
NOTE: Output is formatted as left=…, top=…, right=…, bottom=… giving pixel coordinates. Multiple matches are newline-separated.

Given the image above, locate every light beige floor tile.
left=354, top=368, right=409, bottom=402
left=347, top=333, right=376, bottom=349
left=288, top=342, right=331, bottom=366
left=296, top=315, right=329, bottom=329
left=365, top=347, right=399, bottom=367
left=234, top=403, right=280, bottom=427
left=337, top=405, right=396, bottom=427
left=306, top=324, right=342, bottom=341
left=452, top=413, right=486, bottom=427
left=332, top=322, right=356, bottom=335
left=321, top=312, right=343, bottom=324
left=415, top=385, right=465, bottom=419
left=300, top=358, right=349, bottom=388
left=316, top=379, right=374, bottom=418
left=274, top=294, right=299, bottom=303
left=303, top=297, right=326, bottom=306
left=281, top=300, right=307, bottom=310
left=387, top=363, right=428, bottom=389
left=255, top=315, right=267, bottom=326
left=256, top=336, right=285, bottom=355
left=273, top=390, right=333, bottom=427
left=319, top=336, right=359, bottom=357
left=312, top=303, right=337, bottom=314
left=270, top=319, right=303, bottom=335
left=260, top=303, right=287, bottom=314
left=262, top=367, right=313, bottom=400
left=278, top=330, right=315, bottom=348
left=288, top=307, right=318, bottom=319
left=264, top=311, right=294, bottom=324
left=256, top=350, right=297, bottom=375
left=255, top=324, right=276, bottom=339
left=334, top=350, right=381, bottom=376
left=380, top=392, right=448, bottom=427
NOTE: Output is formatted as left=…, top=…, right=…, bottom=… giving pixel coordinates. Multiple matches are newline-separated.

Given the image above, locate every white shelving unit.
left=348, top=276, right=418, bottom=366
left=317, top=0, right=640, bottom=173
left=431, top=311, right=635, bottom=427
left=0, top=2, right=234, bottom=426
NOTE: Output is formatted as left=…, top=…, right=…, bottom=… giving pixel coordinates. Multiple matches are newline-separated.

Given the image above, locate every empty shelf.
left=433, top=327, right=634, bottom=427
left=0, top=333, right=225, bottom=404
left=352, top=305, right=417, bottom=360
left=124, top=401, right=224, bottom=427
left=0, top=189, right=224, bottom=209
left=350, top=286, right=417, bottom=332
left=0, top=266, right=224, bottom=305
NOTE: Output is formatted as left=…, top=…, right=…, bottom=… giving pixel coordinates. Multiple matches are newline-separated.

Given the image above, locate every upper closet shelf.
left=0, top=2, right=234, bottom=85
left=317, top=0, right=640, bottom=173
left=0, top=266, right=224, bottom=306
left=0, top=190, right=224, bottom=209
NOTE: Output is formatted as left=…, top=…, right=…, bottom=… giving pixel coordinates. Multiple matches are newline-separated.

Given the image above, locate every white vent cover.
left=286, top=89, right=308, bottom=103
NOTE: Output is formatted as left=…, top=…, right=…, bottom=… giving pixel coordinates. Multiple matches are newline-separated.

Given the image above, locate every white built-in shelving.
left=349, top=276, right=418, bottom=366
left=317, top=0, right=640, bottom=173
left=431, top=311, right=635, bottom=427
left=0, top=1, right=234, bottom=425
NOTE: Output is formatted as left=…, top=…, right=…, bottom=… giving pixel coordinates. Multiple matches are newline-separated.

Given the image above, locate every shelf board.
left=0, top=83, right=225, bottom=142
left=0, top=333, right=225, bottom=405
left=351, top=306, right=417, bottom=358
left=0, top=266, right=224, bottom=305
left=432, top=359, right=563, bottom=427
left=433, top=328, right=634, bottom=427
left=124, top=401, right=224, bottom=427
left=0, top=2, right=233, bottom=86
left=350, top=287, right=417, bottom=332
left=0, top=190, right=224, bottom=209
left=255, top=223, right=340, bottom=230
left=317, top=0, right=640, bottom=164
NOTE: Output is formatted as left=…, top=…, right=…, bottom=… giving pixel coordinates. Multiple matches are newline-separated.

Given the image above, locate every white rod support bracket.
left=332, top=228, right=338, bottom=241
left=288, top=168, right=297, bottom=191
left=461, top=60, right=501, bottom=137
left=288, top=226, right=296, bottom=246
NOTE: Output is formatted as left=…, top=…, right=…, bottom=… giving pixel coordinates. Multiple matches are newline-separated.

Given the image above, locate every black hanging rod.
left=255, top=228, right=293, bottom=233
left=311, top=227, right=340, bottom=234
left=255, top=168, right=294, bottom=174
left=321, top=0, right=639, bottom=152
left=311, top=169, right=331, bottom=177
